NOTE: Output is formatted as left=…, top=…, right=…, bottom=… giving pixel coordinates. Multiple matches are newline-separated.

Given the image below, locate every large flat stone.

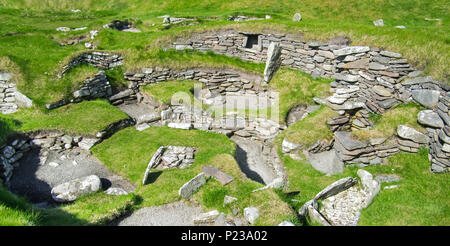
left=334, top=131, right=368, bottom=151
left=397, top=125, right=428, bottom=144
left=411, top=89, right=440, bottom=109
left=417, top=110, right=444, bottom=128
left=202, top=166, right=234, bottom=185
left=51, top=175, right=101, bottom=202
left=333, top=46, right=370, bottom=56
left=308, top=150, right=344, bottom=175
left=178, top=173, right=206, bottom=198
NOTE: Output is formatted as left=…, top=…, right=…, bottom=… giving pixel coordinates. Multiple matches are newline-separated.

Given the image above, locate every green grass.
left=0, top=99, right=128, bottom=138
left=40, top=192, right=137, bottom=226
left=0, top=184, right=40, bottom=226
left=269, top=68, right=332, bottom=122
left=352, top=103, right=425, bottom=140
left=358, top=148, right=450, bottom=226
left=276, top=105, right=337, bottom=148
left=141, top=80, right=203, bottom=106
left=92, top=126, right=295, bottom=225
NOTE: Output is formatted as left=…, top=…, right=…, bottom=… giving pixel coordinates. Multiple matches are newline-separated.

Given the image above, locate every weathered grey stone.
left=438, top=130, right=450, bottom=144
left=292, top=13, right=302, bottom=22
left=51, top=175, right=101, bottom=202
left=340, top=58, right=369, bottom=69
left=263, top=42, right=282, bottom=83
left=224, top=195, right=238, bottom=205
left=369, top=62, right=387, bottom=70
left=334, top=131, right=368, bottom=150
left=402, top=76, right=433, bottom=85
left=278, top=221, right=295, bottom=226
left=357, top=169, right=380, bottom=209
left=307, top=205, right=331, bottom=226
left=397, top=125, right=428, bottom=144
left=202, top=166, right=234, bottom=185
left=244, top=207, right=259, bottom=224
left=168, top=122, right=193, bottom=130
left=418, top=110, right=444, bottom=128
left=143, top=146, right=165, bottom=184
left=193, top=210, right=220, bottom=225
left=373, top=19, right=384, bottom=26
left=109, top=89, right=134, bottom=101
left=282, top=138, right=301, bottom=153
left=375, top=174, right=402, bottom=183
left=78, top=137, right=100, bottom=150
left=314, top=177, right=357, bottom=201
left=411, top=90, right=440, bottom=108
left=2, top=146, right=15, bottom=159
left=372, top=85, right=392, bottom=97
left=333, top=73, right=359, bottom=82
left=105, top=187, right=128, bottom=196
left=178, top=173, right=206, bottom=198
left=14, top=91, right=33, bottom=108
left=333, top=46, right=370, bottom=56
left=380, top=50, right=402, bottom=58
left=308, top=150, right=344, bottom=175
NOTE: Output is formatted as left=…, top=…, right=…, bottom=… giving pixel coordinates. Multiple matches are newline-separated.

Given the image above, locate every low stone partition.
left=46, top=71, right=113, bottom=110
left=124, top=67, right=266, bottom=97
left=60, top=51, right=123, bottom=76
left=0, top=73, right=33, bottom=114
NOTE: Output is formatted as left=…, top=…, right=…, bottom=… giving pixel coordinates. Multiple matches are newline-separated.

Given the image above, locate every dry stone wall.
left=0, top=73, right=32, bottom=114
left=124, top=67, right=266, bottom=97
left=171, top=30, right=448, bottom=113
left=60, top=51, right=123, bottom=76
left=46, top=71, right=113, bottom=110
left=170, top=30, right=450, bottom=172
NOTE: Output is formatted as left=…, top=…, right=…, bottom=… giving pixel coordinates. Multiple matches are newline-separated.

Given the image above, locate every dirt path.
left=9, top=147, right=134, bottom=205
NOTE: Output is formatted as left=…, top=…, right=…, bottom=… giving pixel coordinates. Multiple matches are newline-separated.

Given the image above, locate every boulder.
left=417, top=110, right=444, bottom=128
left=411, top=90, right=440, bottom=109
left=244, top=207, right=259, bottom=224
left=397, top=125, right=428, bottom=144
left=307, top=150, right=344, bottom=175
left=292, top=13, right=302, bottom=21
left=105, top=187, right=128, bottom=196
left=178, top=173, right=206, bottom=198
left=51, top=175, right=101, bottom=202
left=263, top=42, right=282, bottom=83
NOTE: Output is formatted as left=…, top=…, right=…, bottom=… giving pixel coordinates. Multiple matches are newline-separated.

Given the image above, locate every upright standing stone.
left=178, top=173, right=206, bottom=198
left=263, top=42, right=282, bottom=83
